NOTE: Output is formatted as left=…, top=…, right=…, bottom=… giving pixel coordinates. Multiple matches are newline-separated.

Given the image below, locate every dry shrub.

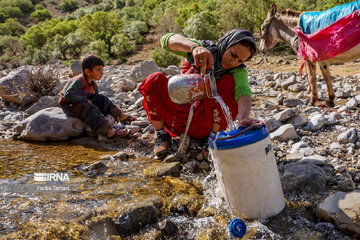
left=27, top=66, right=59, bottom=100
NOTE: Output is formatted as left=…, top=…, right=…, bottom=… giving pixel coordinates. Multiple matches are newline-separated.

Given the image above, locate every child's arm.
left=63, top=79, right=89, bottom=103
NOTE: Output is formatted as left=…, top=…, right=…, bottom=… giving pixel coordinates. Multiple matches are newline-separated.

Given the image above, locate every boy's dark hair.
left=81, top=55, right=104, bottom=75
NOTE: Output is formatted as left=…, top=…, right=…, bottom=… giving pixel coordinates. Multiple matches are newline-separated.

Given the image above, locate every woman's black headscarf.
left=187, top=28, right=257, bottom=80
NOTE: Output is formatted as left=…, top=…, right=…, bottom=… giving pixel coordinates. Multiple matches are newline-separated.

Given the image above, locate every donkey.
left=259, top=4, right=360, bottom=106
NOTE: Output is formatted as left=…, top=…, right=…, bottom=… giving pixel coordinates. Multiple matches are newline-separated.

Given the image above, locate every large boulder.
left=316, top=191, right=360, bottom=238
left=19, top=107, right=86, bottom=141
left=70, top=60, right=82, bottom=76
left=26, top=95, right=60, bottom=115
left=0, top=68, right=35, bottom=105
left=280, top=163, right=327, bottom=193
left=129, top=60, right=160, bottom=83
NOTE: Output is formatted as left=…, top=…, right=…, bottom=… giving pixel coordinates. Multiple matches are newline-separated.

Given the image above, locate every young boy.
left=59, top=55, right=135, bottom=138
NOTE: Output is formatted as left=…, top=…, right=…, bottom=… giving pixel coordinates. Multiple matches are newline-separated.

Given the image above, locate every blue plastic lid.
left=209, top=125, right=269, bottom=150
left=229, top=218, right=247, bottom=238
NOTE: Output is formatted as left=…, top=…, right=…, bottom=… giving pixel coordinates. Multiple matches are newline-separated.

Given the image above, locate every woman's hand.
left=238, top=118, right=264, bottom=128
left=192, top=46, right=214, bottom=76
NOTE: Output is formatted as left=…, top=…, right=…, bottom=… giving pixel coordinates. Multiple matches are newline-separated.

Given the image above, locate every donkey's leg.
left=306, top=61, right=317, bottom=106
left=319, top=61, right=335, bottom=107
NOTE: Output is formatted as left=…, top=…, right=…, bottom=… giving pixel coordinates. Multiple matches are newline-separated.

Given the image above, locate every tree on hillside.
left=59, top=0, right=79, bottom=12
left=123, top=20, right=148, bottom=43
left=65, top=30, right=85, bottom=58
left=79, top=11, right=123, bottom=55
left=31, top=9, right=52, bottom=22
left=184, top=11, right=219, bottom=40
left=87, top=40, right=109, bottom=60
left=0, top=36, right=24, bottom=56
left=110, top=33, right=135, bottom=60
left=21, top=25, right=47, bottom=48
left=52, top=34, right=69, bottom=59
left=0, top=18, right=25, bottom=36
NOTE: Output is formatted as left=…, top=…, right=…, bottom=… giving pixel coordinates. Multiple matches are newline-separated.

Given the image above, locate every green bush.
left=0, top=35, right=24, bottom=56
left=3, top=7, right=23, bottom=18
left=123, top=20, right=148, bottom=43
left=31, top=9, right=52, bottom=22
left=21, top=25, right=47, bottom=48
left=0, top=0, right=34, bottom=13
left=59, top=0, right=79, bottom=12
left=183, top=11, right=219, bottom=41
left=0, top=18, right=25, bottom=36
left=110, top=33, right=135, bottom=60
left=24, top=46, right=52, bottom=64
left=151, top=47, right=181, bottom=68
left=65, top=30, right=84, bottom=58
left=34, top=3, right=45, bottom=10
left=175, top=3, right=202, bottom=28
left=79, top=11, right=123, bottom=54
left=52, top=34, right=68, bottom=59
left=87, top=40, right=109, bottom=60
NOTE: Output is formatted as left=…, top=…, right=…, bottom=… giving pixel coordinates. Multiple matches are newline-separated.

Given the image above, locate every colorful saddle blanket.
left=299, top=1, right=360, bottom=34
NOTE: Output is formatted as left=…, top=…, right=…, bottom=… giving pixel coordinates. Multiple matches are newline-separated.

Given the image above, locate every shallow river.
left=0, top=138, right=354, bottom=239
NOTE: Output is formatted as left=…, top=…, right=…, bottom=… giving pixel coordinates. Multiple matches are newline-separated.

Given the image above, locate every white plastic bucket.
left=209, top=126, right=285, bottom=219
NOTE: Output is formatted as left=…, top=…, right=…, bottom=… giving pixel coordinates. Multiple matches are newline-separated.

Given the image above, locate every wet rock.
left=70, top=60, right=81, bottom=76
left=164, top=153, right=186, bottom=163
left=287, top=229, right=323, bottom=240
left=337, top=128, right=358, bottom=144
left=19, top=107, right=86, bottom=141
left=158, top=219, right=178, bottom=237
left=86, top=217, right=119, bottom=239
left=316, top=191, right=360, bottom=238
left=145, top=162, right=181, bottom=177
left=270, top=124, right=298, bottom=141
left=273, top=108, right=301, bottom=122
left=26, top=95, right=59, bottom=115
left=0, top=68, right=35, bottom=105
left=115, top=201, right=159, bottom=236
left=265, top=118, right=282, bottom=132
left=129, top=60, right=159, bottom=83
left=280, top=163, right=327, bottom=193
left=84, top=160, right=107, bottom=177
left=283, top=98, right=305, bottom=108
left=299, top=155, right=328, bottom=166
left=197, top=161, right=210, bottom=171
left=169, top=194, right=202, bottom=217
left=183, top=160, right=197, bottom=173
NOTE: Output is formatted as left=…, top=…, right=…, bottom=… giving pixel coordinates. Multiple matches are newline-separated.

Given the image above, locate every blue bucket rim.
left=209, top=125, right=269, bottom=150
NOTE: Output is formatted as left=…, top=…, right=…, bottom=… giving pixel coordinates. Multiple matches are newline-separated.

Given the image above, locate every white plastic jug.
left=209, top=126, right=285, bottom=219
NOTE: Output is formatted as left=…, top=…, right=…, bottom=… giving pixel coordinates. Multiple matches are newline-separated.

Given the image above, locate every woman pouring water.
left=139, top=29, right=262, bottom=158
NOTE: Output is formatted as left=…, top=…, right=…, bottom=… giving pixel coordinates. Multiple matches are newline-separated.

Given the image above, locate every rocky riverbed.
left=0, top=60, right=359, bottom=239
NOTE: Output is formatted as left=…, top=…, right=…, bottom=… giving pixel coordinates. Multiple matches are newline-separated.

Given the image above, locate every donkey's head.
left=259, top=4, right=280, bottom=54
